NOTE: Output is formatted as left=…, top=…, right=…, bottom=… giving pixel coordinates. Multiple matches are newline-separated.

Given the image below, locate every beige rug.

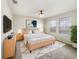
left=36, top=47, right=72, bottom=59
left=20, top=41, right=66, bottom=59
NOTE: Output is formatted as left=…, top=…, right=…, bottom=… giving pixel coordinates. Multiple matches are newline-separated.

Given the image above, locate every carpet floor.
left=15, top=41, right=77, bottom=59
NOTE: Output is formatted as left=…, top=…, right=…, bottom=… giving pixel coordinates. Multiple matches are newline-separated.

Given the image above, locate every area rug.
left=20, top=41, right=66, bottom=59
left=36, top=47, right=72, bottom=59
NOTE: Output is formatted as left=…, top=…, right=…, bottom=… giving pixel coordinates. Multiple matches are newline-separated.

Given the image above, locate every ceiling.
left=8, top=0, right=77, bottom=18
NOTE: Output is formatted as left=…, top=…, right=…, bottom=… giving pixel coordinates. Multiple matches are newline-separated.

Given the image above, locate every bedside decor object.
left=17, top=29, right=22, bottom=33
left=7, top=32, right=14, bottom=39
left=7, top=35, right=12, bottom=39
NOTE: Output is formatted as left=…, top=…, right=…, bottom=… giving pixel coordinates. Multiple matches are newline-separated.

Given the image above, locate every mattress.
left=26, top=33, right=55, bottom=44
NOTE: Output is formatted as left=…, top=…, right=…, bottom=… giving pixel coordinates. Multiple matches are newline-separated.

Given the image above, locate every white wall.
left=1, top=0, right=13, bottom=41
left=13, top=15, right=44, bottom=33
left=1, top=0, right=13, bottom=58
left=44, top=10, right=77, bottom=44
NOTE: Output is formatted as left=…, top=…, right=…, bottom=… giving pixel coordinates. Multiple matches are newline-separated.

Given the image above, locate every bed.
left=24, top=33, right=56, bottom=53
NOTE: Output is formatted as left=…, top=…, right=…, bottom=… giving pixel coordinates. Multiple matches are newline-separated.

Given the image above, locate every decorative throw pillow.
left=28, top=30, right=32, bottom=34
left=24, top=34, right=28, bottom=44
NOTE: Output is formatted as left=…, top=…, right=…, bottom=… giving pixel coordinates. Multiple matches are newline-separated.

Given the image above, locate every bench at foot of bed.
left=30, top=51, right=32, bottom=53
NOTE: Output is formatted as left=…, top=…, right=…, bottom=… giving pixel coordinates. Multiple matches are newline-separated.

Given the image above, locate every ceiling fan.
left=12, top=0, right=17, bottom=4
left=39, top=10, right=44, bottom=17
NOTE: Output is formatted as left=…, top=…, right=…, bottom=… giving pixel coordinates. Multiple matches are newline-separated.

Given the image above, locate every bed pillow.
left=24, top=34, right=28, bottom=44
left=28, top=30, right=32, bottom=34
left=32, top=29, right=39, bottom=33
left=20, top=28, right=28, bottom=34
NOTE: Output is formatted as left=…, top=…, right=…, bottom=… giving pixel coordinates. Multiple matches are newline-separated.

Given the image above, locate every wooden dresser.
left=3, top=37, right=16, bottom=59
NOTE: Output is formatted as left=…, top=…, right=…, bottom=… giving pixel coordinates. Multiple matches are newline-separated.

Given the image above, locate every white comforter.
left=25, top=33, right=55, bottom=44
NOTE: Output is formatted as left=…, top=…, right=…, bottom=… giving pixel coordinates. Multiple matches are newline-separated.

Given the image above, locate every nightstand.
left=16, top=33, right=24, bottom=41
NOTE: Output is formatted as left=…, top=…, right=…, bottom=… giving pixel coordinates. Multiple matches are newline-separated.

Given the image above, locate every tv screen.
left=3, top=15, right=12, bottom=33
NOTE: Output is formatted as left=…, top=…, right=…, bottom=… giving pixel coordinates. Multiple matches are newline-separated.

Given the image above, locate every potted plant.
left=71, top=26, right=77, bottom=48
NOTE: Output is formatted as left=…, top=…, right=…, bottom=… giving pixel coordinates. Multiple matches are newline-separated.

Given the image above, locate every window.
left=50, top=20, right=57, bottom=32
left=59, top=17, right=71, bottom=35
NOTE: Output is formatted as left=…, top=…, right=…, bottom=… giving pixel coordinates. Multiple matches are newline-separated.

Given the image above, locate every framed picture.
left=26, top=20, right=37, bottom=28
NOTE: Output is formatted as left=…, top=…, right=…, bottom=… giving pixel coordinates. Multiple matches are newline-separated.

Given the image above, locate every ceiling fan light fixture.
left=39, top=13, right=44, bottom=17
left=39, top=10, right=44, bottom=17
left=13, top=0, right=17, bottom=4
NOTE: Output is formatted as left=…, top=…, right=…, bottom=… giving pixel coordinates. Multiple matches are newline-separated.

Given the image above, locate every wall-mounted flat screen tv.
left=3, top=15, right=12, bottom=33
